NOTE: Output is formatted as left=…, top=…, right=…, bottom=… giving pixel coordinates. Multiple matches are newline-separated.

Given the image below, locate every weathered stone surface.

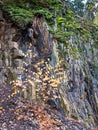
left=0, top=9, right=97, bottom=129
left=9, top=41, right=19, bottom=50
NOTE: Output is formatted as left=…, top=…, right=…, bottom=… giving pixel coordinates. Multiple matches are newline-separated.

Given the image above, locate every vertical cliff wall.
left=53, top=33, right=98, bottom=127
left=0, top=5, right=98, bottom=128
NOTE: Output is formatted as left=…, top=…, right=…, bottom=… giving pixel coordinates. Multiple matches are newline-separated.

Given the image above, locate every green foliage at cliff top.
left=2, top=0, right=61, bottom=25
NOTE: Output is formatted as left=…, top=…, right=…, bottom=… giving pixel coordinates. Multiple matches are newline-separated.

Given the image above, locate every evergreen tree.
left=72, top=0, right=85, bottom=16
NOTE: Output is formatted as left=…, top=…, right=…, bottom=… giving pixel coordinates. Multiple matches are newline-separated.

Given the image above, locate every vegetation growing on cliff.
left=2, top=0, right=62, bottom=25
left=0, top=0, right=98, bottom=129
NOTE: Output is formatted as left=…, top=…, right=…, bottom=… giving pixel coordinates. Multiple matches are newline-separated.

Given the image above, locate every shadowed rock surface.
left=0, top=5, right=98, bottom=130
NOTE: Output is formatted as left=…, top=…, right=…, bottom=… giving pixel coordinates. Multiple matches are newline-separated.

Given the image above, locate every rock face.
left=0, top=9, right=54, bottom=104
left=56, top=38, right=98, bottom=127
left=0, top=8, right=98, bottom=129
left=0, top=10, right=52, bottom=80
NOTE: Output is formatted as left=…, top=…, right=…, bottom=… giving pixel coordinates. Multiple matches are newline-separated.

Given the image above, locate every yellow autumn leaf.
left=47, top=58, right=50, bottom=61
left=35, top=79, right=42, bottom=83
left=36, top=62, right=40, bottom=66
left=48, top=66, right=53, bottom=70
left=22, top=88, right=26, bottom=92
left=40, top=60, right=44, bottom=64
left=36, top=60, right=44, bottom=65
left=13, top=88, right=18, bottom=95
left=49, top=83, right=58, bottom=87
left=43, top=76, right=50, bottom=81
left=56, top=65, right=59, bottom=69
left=16, top=109, right=20, bottom=113
left=50, top=79, right=60, bottom=84
left=0, top=106, right=3, bottom=110
left=29, top=43, right=32, bottom=47
left=43, top=83, right=47, bottom=86
left=37, top=72, right=42, bottom=75
left=56, top=72, right=64, bottom=75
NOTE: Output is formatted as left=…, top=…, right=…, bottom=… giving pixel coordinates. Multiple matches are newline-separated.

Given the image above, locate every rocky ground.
left=0, top=83, right=97, bottom=130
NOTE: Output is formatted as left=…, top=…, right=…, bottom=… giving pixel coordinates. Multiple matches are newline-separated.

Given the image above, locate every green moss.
left=71, top=113, right=78, bottom=119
